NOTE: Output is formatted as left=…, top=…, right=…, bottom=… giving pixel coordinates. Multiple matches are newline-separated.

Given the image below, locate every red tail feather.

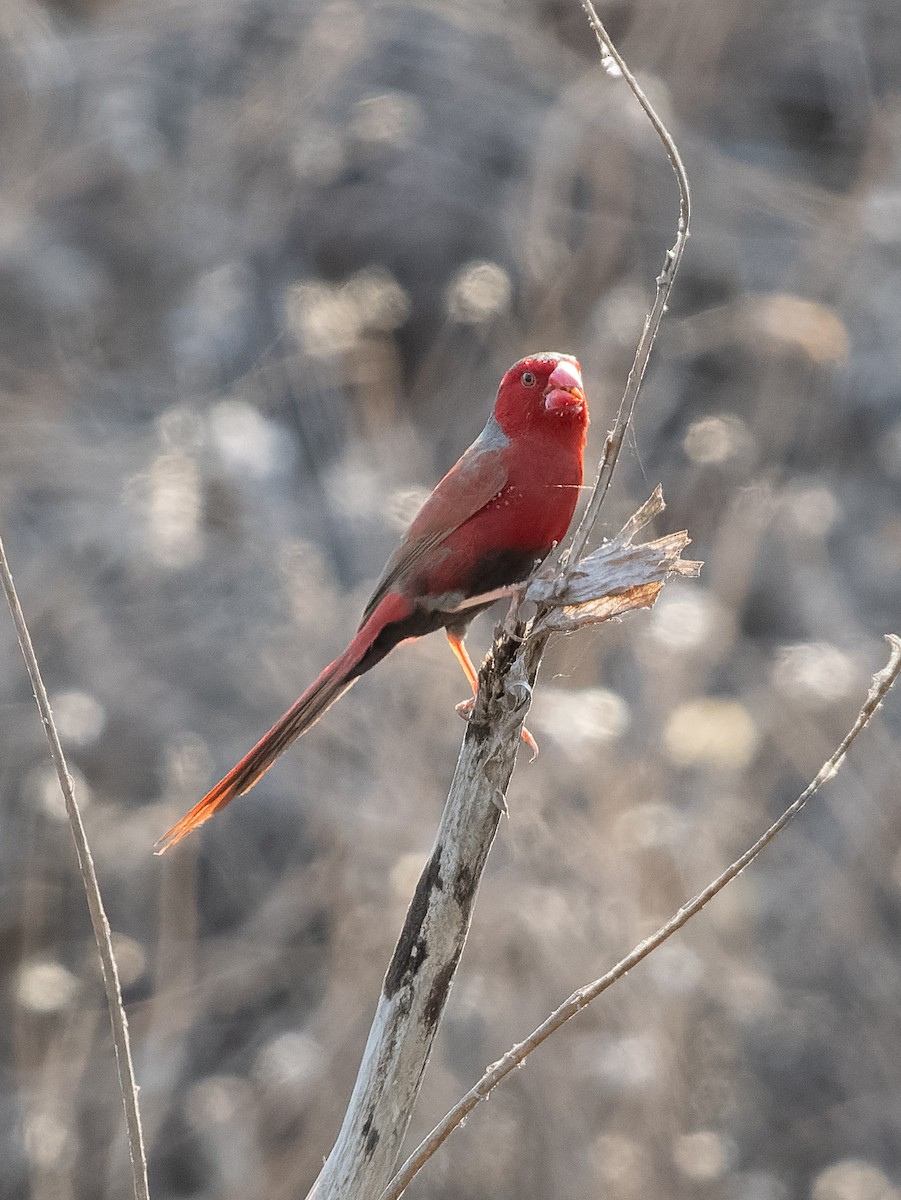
left=154, top=594, right=411, bottom=853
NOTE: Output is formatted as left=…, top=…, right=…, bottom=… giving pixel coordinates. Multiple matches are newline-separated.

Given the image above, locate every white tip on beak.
left=544, top=359, right=585, bottom=411
left=547, top=360, right=583, bottom=391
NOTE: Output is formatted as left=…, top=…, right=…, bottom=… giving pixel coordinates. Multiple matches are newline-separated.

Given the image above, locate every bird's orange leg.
left=446, top=629, right=539, bottom=759
left=447, top=627, right=480, bottom=692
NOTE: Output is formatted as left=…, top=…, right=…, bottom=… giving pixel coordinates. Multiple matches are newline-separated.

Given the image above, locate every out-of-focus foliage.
left=1, top=1, right=900, bottom=1198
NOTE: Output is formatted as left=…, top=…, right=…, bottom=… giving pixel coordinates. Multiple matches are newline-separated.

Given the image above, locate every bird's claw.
left=522, top=726, right=540, bottom=761
left=456, top=696, right=475, bottom=720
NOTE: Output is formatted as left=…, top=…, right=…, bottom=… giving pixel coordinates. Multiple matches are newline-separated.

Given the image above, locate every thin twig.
left=564, top=0, right=691, bottom=569
left=380, top=635, right=901, bottom=1200
left=0, top=535, right=150, bottom=1200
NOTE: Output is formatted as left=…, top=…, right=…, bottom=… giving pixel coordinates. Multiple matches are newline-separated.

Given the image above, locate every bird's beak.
left=543, top=359, right=586, bottom=412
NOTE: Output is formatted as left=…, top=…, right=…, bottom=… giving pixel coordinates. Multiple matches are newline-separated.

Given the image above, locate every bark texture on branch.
left=305, top=494, right=698, bottom=1200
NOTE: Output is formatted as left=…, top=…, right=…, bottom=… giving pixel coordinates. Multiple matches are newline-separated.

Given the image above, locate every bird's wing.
left=359, top=422, right=509, bottom=625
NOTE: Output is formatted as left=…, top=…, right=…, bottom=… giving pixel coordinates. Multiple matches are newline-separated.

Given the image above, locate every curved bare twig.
left=565, top=0, right=691, bottom=569
left=380, top=636, right=901, bottom=1200
left=0, top=535, right=150, bottom=1200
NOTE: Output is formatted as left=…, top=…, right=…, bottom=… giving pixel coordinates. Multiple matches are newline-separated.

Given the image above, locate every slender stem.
left=380, top=636, right=901, bottom=1200
left=565, top=0, right=691, bottom=569
left=0, top=535, right=150, bottom=1200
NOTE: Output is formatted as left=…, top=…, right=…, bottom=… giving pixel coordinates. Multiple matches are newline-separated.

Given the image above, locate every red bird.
left=156, top=353, right=588, bottom=852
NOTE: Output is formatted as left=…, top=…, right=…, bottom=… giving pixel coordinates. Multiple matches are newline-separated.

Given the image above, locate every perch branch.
left=303, top=503, right=697, bottom=1200
left=305, top=6, right=691, bottom=1196
left=0, top=535, right=150, bottom=1200
left=381, top=635, right=901, bottom=1200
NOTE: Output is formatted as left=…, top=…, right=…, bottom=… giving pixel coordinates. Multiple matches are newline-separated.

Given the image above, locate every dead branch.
left=381, top=636, right=901, bottom=1200
left=304, top=496, right=697, bottom=1200
left=303, top=3, right=692, bottom=1196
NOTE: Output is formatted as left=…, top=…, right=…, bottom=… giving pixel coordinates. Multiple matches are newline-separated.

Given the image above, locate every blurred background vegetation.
left=1, top=0, right=900, bottom=1197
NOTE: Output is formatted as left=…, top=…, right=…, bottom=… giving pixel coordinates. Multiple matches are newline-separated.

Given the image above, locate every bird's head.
left=494, top=353, right=588, bottom=437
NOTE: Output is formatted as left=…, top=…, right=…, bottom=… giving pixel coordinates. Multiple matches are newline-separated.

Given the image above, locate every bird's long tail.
left=154, top=593, right=412, bottom=853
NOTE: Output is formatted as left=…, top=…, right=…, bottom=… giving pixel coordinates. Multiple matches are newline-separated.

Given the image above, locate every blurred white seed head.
left=750, top=295, right=849, bottom=363
left=287, top=267, right=409, bottom=356
left=683, top=414, right=753, bottom=465
left=344, top=266, right=410, bottom=333
left=594, top=283, right=649, bottom=349
left=532, top=686, right=630, bottom=760
left=812, top=1160, right=897, bottom=1200
left=209, top=399, right=288, bottom=479
left=664, top=697, right=758, bottom=769
left=326, top=454, right=383, bottom=519
left=186, top=1075, right=253, bottom=1131
left=445, top=260, right=512, bottom=324
left=771, top=642, right=857, bottom=707
left=287, top=281, right=360, bottom=355
left=130, top=450, right=203, bottom=568
left=781, top=483, right=841, bottom=537
left=647, top=587, right=730, bottom=653
left=17, top=959, right=79, bottom=1013
left=53, top=689, right=106, bottom=747
left=593, top=1033, right=659, bottom=1089
left=351, top=91, right=423, bottom=151
left=672, top=1130, right=734, bottom=1182
left=23, top=1107, right=75, bottom=1170
left=613, top=800, right=687, bottom=851
left=252, top=1031, right=324, bottom=1099
left=646, top=943, right=704, bottom=995
left=589, top=1132, right=651, bottom=1195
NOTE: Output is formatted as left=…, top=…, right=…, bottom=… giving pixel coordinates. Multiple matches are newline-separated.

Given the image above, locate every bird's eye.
left=520, top=371, right=537, bottom=387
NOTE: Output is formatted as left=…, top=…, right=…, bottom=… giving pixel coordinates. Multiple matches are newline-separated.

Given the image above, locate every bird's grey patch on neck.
left=475, top=411, right=510, bottom=451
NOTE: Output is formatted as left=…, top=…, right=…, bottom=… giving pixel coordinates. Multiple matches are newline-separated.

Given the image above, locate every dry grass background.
left=1, top=0, right=900, bottom=1198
